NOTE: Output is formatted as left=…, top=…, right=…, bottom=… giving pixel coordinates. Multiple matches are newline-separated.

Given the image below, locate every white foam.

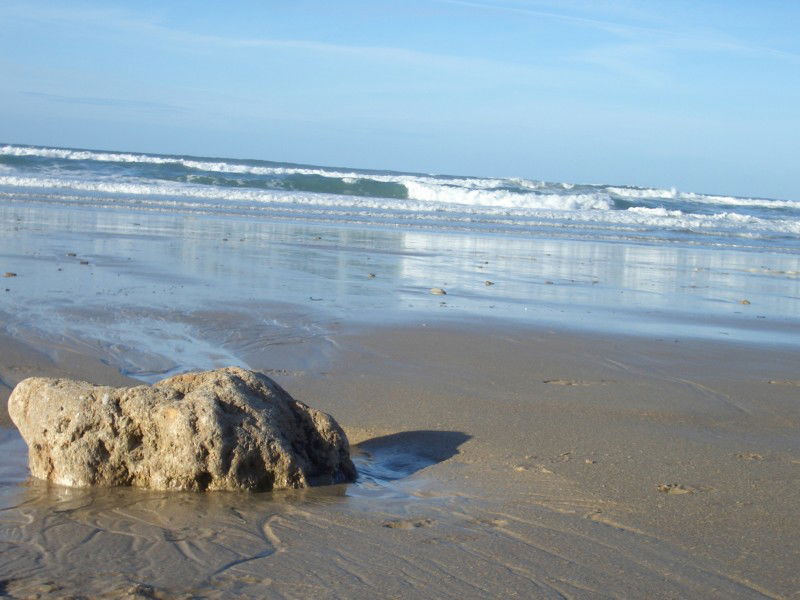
left=627, top=206, right=683, bottom=217
left=608, top=184, right=800, bottom=209
left=0, top=175, right=361, bottom=206
left=3, top=145, right=799, bottom=244
left=509, top=178, right=548, bottom=190
left=0, top=145, right=515, bottom=190
left=404, top=181, right=612, bottom=210
left=2, top=174, right=798, bottom=237
left=0, top=144, right=345, bottom=177
left=4, top=145, right=797, bottom=213
left=679, top=192, right=800, bottom=210
left=609, top=186, right=678, bottom=199
left=0, top=174, right=612, bottom=213
left=574, top=207, right=800, bottom=235
left=0, top=176, right=510, bottom=222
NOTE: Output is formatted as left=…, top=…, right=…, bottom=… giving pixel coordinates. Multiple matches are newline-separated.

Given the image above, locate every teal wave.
left=175, top=173, right=408, bottom=200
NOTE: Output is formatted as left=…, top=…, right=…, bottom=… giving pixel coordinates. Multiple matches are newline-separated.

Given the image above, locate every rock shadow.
left=353, top=430, right=471, bottom=484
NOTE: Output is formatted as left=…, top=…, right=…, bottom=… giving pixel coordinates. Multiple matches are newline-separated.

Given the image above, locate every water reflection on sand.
left=2, top=204, right=799, bottom=370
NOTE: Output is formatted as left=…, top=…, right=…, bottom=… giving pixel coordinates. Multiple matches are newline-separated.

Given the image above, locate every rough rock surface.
left=9, top=367, right=357, bottom=491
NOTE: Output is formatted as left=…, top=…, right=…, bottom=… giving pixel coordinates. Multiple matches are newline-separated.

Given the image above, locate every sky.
left=0, top=0, right=798, bottom=200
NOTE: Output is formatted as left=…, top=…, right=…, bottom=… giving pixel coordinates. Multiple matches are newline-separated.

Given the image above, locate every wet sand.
left=294, top=323, right=800, bottom=598
left=1, top=203, right=799, bottom=598
left=1, top=319, right=799, bottom=598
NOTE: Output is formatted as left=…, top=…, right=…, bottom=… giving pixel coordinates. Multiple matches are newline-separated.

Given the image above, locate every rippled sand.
left=2, top=323, right=799, bottom=598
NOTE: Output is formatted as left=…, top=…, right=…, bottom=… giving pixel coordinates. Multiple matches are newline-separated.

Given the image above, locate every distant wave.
left=2, top=143, right=798, bottom=248
left=608, top=185, right=799, bottom=210
left=404, top=180, right=611, bottom=210
left=4, top=144, right=792, bottom=212
left=0, top=174, right=611, bottom=212
left=678, top=191, right=800, bottom=210
left=607, top=186, right=678, bottom=199
left=626, top=206, right=683, bottom=217
left=0, top=144, right=508, bottom=190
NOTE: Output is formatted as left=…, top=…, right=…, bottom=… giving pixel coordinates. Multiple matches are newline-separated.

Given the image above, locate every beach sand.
left=1, top=203, right=798, bottom=598
left=1, top=317, right=798, bottom=599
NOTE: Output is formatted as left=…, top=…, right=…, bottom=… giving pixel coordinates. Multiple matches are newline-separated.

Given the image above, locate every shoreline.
left=3, top=201, right=800, bottom=354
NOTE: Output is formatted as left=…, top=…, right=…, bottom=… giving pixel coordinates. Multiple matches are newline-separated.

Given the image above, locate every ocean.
left=1, top=143, right=799, bottom=251
left=1, top=142, right=799, bottom=359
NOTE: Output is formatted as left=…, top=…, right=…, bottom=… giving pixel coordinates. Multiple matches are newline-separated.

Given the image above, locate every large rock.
left=8, top=367, right=357, bottom=491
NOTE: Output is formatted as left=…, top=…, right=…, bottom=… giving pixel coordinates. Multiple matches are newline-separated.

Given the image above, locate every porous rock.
left=9, top=367, right=357, bottom=491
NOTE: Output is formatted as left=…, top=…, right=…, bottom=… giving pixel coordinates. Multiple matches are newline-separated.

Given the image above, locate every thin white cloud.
left=439, top=0, right=636, bottom=35
left=3, top=0, right=795, bottom=98
left=439, top=0, right=800, bottom=64
left=22, top=91, right=185, bottom=113
left=0, top=2, right=537, bottom=77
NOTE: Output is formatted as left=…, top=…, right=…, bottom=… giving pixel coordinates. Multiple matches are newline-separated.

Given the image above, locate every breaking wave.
left=1, top=143, right=798, bottom=248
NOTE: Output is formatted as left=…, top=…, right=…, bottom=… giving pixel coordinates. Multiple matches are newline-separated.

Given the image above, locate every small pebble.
left=430, top=287, right=446, bottom=295
left=485, top=280, right=494, bottom=286
left=66, top=252, right=77, bottom=257
left=3, top=272, right=16, bottom=278
left=740, top=299, right=751, bottom=305
left=80, top=260, right=89, bottom=265
left=736, top=452, right=764, bottom=461
left=382, top=518, right=435, bottom=529
left=545, top=280, right=554, bottom=285
left=656, top=483, right=693, bottom=495
left=367, top=273, right=376, bottom=279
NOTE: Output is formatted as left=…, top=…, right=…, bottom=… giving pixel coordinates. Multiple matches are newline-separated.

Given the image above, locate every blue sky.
left=1, top=0, right=798, bottom=199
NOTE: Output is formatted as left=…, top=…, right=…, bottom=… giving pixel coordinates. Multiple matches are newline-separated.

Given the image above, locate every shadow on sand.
left=353, top=430, right=471, bottom=485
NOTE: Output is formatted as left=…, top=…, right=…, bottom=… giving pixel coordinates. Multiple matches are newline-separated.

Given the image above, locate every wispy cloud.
left=439, top=0, right=639, bottom=35
left=572, top=43, right=668, bottom=87
left=3, top=0, right=796, bottom=98
left=0, top=2, right=537, bottom=77
left=440, top=0, right=800, bottom=64
left=435, top=0, right=800, bottom=91
left=22, top=91, right=185, bottom=113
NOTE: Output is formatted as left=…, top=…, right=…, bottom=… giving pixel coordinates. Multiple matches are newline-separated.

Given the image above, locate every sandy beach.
left=1, top=199, right=799, bottom=598
left=2, top=300, right=799, bottom=596
left=3, top=0, right=800, bottom=596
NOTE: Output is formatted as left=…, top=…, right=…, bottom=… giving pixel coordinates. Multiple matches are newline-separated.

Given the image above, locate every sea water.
left=2, top=143, right=799, bottom=249
left=0, top=142, right=799, bottom=376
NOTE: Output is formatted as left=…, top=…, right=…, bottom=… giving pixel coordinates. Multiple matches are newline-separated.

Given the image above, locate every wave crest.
left=404, top=181, right=612, bottom=210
